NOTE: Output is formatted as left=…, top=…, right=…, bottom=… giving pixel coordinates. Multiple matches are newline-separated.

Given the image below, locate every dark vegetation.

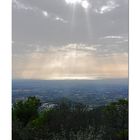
left=12, top=97, right=128, bottom=140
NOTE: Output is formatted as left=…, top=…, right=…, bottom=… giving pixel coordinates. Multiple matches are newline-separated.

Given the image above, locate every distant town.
left=12, top=79, right=128, bottom=106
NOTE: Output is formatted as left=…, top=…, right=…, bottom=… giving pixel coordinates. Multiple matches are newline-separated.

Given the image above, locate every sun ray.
left=84, top=8, right=93, bottom=41
left=65, top=0, right=82, bottom=5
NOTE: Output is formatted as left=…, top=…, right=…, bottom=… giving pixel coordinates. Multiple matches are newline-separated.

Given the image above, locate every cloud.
left=81, top=0, right=90, bottom=9
left=42, top=10, right=48, bottom=17
left=13, top=0, right=50, bottom=18
left=12, top=0, right=33, bottom=11
left=94, top=0, right=119, bottom=14
left=12, top=0, right=128, bottom=79
left=102, top=35, right=123, bottom=39
left=13, top=0, right=69, bottom=23
left=100, top=35, right=128, bottom=47
left=65, top=0, right=90, bottom=9
left=54, top=16, right=68, bottom=23
left=13, top=0, right=128, bottom=44
left=13, top=43, right=128, bottom=79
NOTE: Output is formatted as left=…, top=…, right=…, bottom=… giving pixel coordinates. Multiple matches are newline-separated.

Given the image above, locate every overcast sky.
left=12, top=0, right=128, bottom=80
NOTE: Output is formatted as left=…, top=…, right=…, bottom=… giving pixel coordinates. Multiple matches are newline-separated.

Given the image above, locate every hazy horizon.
left=12, top=77, right=128, bottom=81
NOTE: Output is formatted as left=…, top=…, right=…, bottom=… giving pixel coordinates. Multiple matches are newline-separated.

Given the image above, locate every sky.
left=12, top=0, right=128, bottom=80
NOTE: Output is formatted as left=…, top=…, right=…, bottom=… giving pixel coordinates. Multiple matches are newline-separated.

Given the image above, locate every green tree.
left=12, top=96, right=41, bottom=126
left=103, top=99, right=128, bottom=140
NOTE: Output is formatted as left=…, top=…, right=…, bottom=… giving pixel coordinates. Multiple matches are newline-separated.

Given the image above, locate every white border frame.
left=0, top=0, right=11, bottom=139
left=129, top=0, right=140, bottom=139
left=0, top=0, right=140, bottom=139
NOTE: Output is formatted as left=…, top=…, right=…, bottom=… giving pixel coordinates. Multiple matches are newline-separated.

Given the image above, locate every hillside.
left=12, top=96, right=128, bottom=140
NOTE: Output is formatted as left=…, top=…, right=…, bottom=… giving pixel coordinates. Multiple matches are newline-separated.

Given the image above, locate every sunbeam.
left=65, top=0, right=82, bottom=5
left=65, top=0, right=90, bottom=10
left=13, top=44, right=128, bottom=80
left=84, top=7, right=93, bottom=41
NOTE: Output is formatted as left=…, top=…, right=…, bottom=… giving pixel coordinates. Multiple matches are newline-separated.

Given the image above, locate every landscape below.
left=12, top=79, right=128, bottom=106
left=12, top=79, right=128, bottom=140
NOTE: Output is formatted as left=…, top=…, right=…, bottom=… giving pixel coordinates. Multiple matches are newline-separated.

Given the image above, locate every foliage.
left=12, top=97, right=128, bottom=140
left=12, top=96, right=41, bottom=126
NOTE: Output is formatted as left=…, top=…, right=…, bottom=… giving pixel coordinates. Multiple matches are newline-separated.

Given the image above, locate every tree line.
left=12, top=96, right=128, bottom=140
